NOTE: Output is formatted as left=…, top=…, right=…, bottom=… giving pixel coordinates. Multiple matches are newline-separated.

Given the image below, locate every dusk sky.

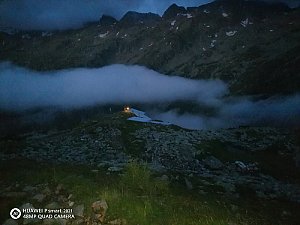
left=0, top=0, right=211, bottom=30
left=0, top=0, right=299, bottom=30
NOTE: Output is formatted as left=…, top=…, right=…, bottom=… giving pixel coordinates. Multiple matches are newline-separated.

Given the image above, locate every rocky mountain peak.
left=163, top=3, right=187, bottom=19
left=99, top=15, right=117, bottom=26
left=120, top=11, right=161, bottom=26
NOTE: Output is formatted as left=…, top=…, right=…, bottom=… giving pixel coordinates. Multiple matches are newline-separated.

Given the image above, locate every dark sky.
left=0, top=0, right=299, bottom=30
left=0, top=0, right=212, bottom=30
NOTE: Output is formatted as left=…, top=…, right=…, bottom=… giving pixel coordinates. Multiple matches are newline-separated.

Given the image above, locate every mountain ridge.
left=0, top=0, right=299, bottom=95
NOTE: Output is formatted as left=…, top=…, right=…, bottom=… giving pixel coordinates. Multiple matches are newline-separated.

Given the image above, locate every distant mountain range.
left=1, top=0, right=299, bottom=95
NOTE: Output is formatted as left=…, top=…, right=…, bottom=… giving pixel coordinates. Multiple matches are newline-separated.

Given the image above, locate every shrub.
left=120, top=162, right=169, bottom=195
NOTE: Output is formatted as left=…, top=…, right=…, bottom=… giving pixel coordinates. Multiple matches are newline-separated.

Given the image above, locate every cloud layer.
left=1, top=62, right=299, bottom=129
left=151, top=95, right=300, bottom=129
left=0, top=62, right=226, bottom=111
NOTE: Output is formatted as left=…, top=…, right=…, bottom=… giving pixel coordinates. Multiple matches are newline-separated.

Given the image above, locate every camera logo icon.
left=10, top=208, right=21, bottom=220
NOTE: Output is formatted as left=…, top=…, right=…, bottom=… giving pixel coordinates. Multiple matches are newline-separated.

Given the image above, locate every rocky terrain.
left=2, top=112, right=300, bottom=200
left=1, top=0, right=300, bottom=95
left=1, top=110, right=300, bottom=224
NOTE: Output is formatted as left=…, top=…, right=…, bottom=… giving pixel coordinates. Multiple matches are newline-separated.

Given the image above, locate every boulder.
left=203, top=156, right=224, bottom=169
left=23, top=186, right=37, bottom=193
left=45, top=202, right=60, bottom=209
left=55, top=184, right=64, bottom=195
left=20, top=203, right=35, bottom=210
left=108, top=218, right=127, bottom=225
left=158, top=174, right=169, bottom=182
left=73, top=204, right=85, bottom=217
left=32, top=194, right=46, bottom=203
left=42, top=187, right=51, bottom=196
left=91, top=200, right=108, bottom=223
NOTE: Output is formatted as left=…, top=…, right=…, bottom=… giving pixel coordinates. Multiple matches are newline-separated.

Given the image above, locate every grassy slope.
left=1, top=160, right=300, bottom=225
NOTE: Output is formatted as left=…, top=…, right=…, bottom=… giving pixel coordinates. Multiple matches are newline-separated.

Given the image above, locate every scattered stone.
left=91, top=200, right=108, bottom=223
left=222, top=12, right=229, bottom=17
left=226, top=31, right=237, bottom=36
left=32, top=193, right=46, bottom=202
left=42, top=187, right=51, bottom=196
left=45, top=202, right=60, bottom=209
left=23, top=186, right=37, bottom=193
left=73, top=218, right=85, bottom=225
left=158, top=174, right=169, bottom=182
left=281, top=210, right=291, bottom=217
left=107, top=166, right=123, bottom=172
left=203, top=156, right=223, bottom=169
left=73, top=204, right=85, bottom=217
left=57, top=195, right=68, bottom=203
left=55, top=184, right=64, bottom=194
left=235, top=161, right=247, bottom=171
left=234, top=161, right=258, bottom=173
left=68, top=201, right=75, bottom=207
left=108, top=218, right=127, bottom=225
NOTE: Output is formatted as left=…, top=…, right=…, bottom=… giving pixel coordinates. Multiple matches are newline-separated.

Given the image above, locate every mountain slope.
left=0, top=0, right=300, bottom=95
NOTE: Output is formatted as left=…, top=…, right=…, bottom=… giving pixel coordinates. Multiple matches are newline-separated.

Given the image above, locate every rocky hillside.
left=1, top=0, right=300, bottom=95
left=1, top=111, right=300, bottom=224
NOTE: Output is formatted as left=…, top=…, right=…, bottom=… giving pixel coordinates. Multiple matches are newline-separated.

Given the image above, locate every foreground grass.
left=1, top=160, right=300, bottom=225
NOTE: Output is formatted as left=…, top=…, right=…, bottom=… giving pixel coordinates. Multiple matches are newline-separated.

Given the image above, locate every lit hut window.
left=124, top=106, right=131, bottom=112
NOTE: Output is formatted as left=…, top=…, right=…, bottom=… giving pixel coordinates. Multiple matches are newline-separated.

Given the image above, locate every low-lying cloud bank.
left=150, top=94, right=300, bottom=129
left=0, top=62, right=299, bottom=129
left=0, top=62, right=226, bottom=110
